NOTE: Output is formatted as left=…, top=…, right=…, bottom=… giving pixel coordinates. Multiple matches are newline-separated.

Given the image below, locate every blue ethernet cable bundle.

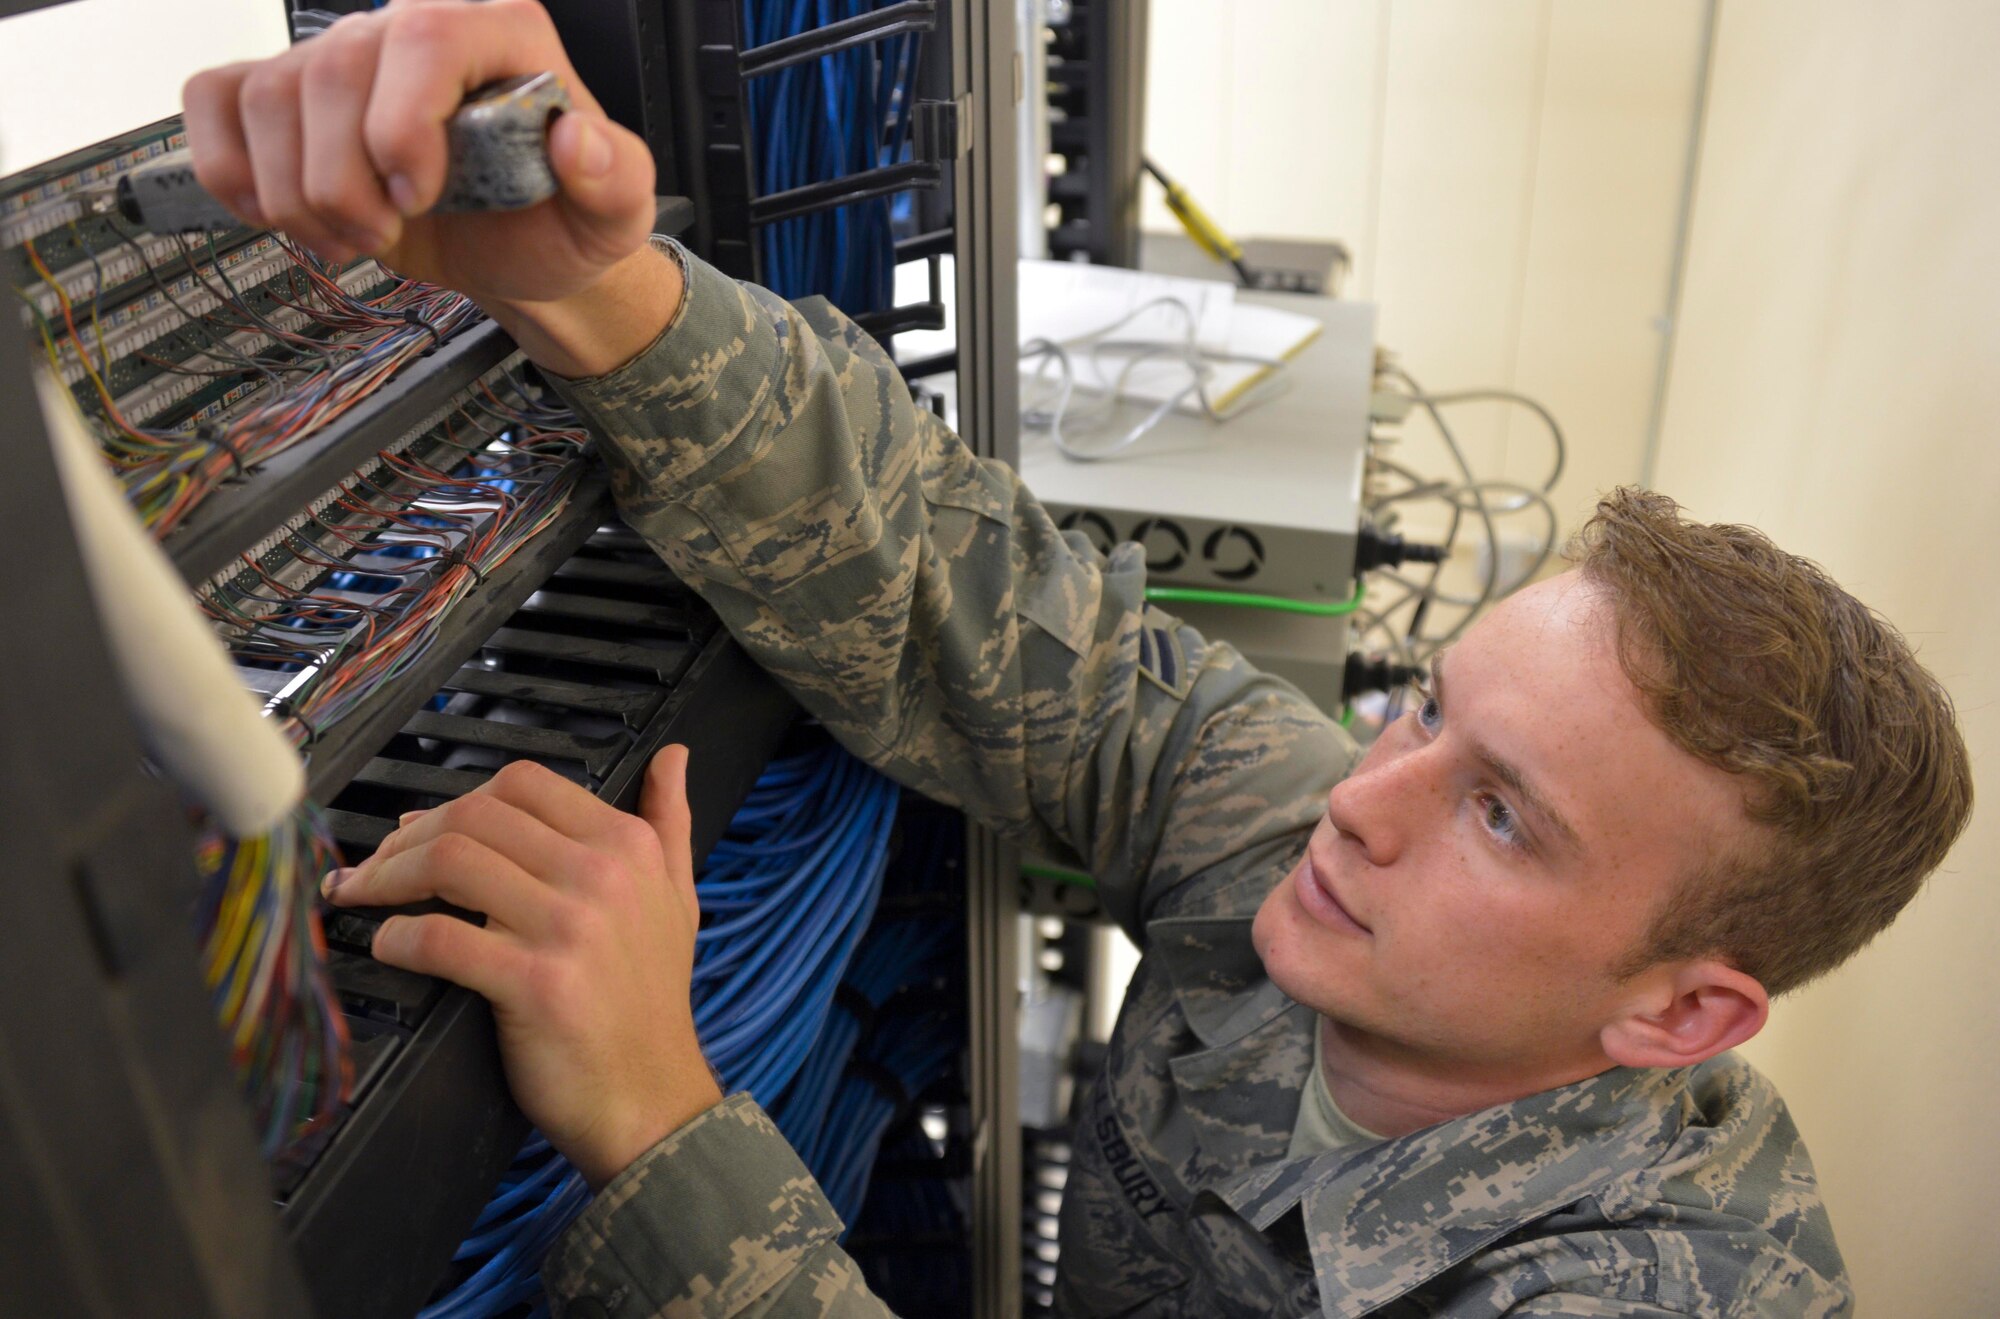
left=421, top=739, right=949, bottom=1319
left=787, top=917, right=960, bottom=1225
left=743, top=0, right=922, bottom=314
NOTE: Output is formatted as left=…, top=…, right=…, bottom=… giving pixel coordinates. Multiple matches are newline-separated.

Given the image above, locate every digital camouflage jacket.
left=537, top=241, right=1855, bottom=1318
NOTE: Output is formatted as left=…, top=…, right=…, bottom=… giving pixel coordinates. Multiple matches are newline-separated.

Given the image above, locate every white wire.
left=1357, top=367, right=1567, bottom=672
left=1020, top=295, right=1291, bottom=462
left=1400, top=387, right=1567, bottom=494
left=1378, top=364, right=1499, bottom=657
left=1376, top=481, right=1559, bottom=609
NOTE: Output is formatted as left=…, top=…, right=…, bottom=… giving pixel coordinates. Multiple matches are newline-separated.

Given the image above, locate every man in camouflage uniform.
left=513, top=242, right=1867, bottom=1319
left=187, top=5, right=1970, bottom=1314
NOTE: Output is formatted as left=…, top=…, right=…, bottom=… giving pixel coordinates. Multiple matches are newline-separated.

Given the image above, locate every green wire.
left=1144, top=577, right=1365, bottom=617
left=1021, top=861, right=1097, bottom=891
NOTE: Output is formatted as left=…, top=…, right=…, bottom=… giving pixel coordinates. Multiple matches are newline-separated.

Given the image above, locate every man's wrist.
left=571, top=1068, right=725, bottom=1191
left=478, top=242, right=685, bottom=381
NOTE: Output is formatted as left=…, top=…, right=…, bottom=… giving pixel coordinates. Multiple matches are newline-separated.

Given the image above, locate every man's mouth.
left=1295, top=842, right=1371, bottom=936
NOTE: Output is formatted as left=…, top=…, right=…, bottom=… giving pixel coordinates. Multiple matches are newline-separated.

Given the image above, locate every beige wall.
left=1142, top=0, right=1710, bottom=524
left=0, top=0, right=287, bottom=174
left=1655, top=1, right=2000, bottom=1310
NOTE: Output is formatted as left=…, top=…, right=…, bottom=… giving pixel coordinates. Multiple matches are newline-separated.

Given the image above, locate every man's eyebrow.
left=1430, top=650, right=1584, bottom=856
left=1477, top=745, right=1584, bottom=855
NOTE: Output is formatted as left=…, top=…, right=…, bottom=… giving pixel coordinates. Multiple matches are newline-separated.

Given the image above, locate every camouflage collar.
left=1148, top=913, right=1286, bottom=1045
left=1150, top=912, right=1699, bottom=1318
left=1287, top=1063, right=1693, bottom=1316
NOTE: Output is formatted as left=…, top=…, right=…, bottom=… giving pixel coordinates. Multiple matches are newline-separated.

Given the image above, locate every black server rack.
left=1043, top=0, right=1148, bottom=268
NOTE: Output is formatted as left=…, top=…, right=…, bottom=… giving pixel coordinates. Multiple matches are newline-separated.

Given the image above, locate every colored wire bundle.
left=202, top=376, right=590, bottom=753
left=17, top=221, right=478, bottom=537
left=420, top=742, right=901, bottom=1319
left=743, top=0, right=922, bottom=313
left=192, top=801, right=351, bottom=1160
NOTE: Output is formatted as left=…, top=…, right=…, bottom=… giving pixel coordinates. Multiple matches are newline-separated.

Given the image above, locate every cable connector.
left=1354, top=526, right=1447, bottom=572
left=1343, top=652, right=1426, bottom=701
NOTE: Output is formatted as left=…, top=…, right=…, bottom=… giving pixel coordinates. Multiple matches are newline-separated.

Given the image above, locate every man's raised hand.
left=181, top=0, right=656, bottom=306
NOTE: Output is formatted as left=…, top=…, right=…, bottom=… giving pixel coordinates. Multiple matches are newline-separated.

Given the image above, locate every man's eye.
left=1481, top=795, right=1523, bottom=846
left=1416, top=697, right=1442, bottom=730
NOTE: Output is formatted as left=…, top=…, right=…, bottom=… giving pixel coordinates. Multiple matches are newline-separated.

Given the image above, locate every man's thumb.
left=639, top=743, right=694, bottom=870
left=547, top=111, right=655, bottom=249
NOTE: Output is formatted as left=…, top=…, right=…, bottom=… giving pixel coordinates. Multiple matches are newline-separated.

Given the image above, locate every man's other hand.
left=181, top=0, right=657, bottom=308
left=322, top=748, right=721, bottom=1189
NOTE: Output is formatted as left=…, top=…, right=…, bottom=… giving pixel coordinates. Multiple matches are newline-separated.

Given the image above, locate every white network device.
left=1016, top=294, right=1377, bottom=713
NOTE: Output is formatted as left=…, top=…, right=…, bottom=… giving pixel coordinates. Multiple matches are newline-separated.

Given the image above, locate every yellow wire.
left=67, top=223, right=120, bottom=391
left=24, top=238, right=129, bottom=429
left=231, top=909, right=277, bottom=1050
left=223, top=910, right=269, bottom=1041
left=205, top=837, right=261, bottom=987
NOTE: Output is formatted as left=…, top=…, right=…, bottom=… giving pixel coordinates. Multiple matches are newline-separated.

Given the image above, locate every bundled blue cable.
left=777, top=803, right=965, bottom=1230
left=775, top=918, right=953, bottom=1153
left=744, top=0, right=923, bottom=313
left=420, top=741, right=900, bottom=1319
left=811, top=993, right=960, bottom=1226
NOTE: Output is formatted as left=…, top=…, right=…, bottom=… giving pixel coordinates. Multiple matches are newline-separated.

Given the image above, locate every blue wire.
left=745, top=0, right=914, bottom=314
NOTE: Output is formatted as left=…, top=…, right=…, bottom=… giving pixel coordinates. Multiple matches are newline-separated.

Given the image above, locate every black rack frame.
left=1043, top=0, right=1149, bottom=267
left=0, top=280, right=314, bottom=1319
left=0, top=159, right=798, bottom=1315
left=691, top=0, right=963, bottom=360
left=0, top=322, right=799, bottom=1313
left=4, top=0, right=1022, bottom=1310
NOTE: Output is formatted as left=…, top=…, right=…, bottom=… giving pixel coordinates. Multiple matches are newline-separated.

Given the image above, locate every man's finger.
left=357, top=787, right=590, bottom=891
left=326, top=832, right=558, bottom=937
left=363, top=0, right=588, bottom=216
left=371, top=911, right=526, bottom=1003
left=544, top=111, right=658, bottom=265
left=182, top=62, right=264, bottom=226
left=299, top=14, right=402, bottom=253
left=468, top=759, right=632, bottom=848
left=240, top=49, right=353, bottom=258
left=639, top=744, right=694, bottom=874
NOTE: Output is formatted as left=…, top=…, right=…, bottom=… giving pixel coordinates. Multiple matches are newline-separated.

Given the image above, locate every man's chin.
left=1249, top=866, right=1292, bottom=966
left=1253, top=864, right=1369, bottom=1020
left=1252, top=869, right=1319, bottom=997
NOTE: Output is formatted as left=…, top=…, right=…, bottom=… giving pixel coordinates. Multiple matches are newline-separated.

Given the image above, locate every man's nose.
left=1326, top=738, right=1441, bottom=866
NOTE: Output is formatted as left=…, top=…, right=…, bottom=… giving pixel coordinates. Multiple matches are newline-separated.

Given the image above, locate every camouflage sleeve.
left=543, top=1092, right=895, bottom=1318
left=1499, top=1302, right=1689, bottom=1317
left=549, top=240, right=1358, bottom=937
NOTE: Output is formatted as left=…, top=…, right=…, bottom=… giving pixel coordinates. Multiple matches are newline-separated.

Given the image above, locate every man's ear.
left=1600, top=960, right=1770, bottom=1069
